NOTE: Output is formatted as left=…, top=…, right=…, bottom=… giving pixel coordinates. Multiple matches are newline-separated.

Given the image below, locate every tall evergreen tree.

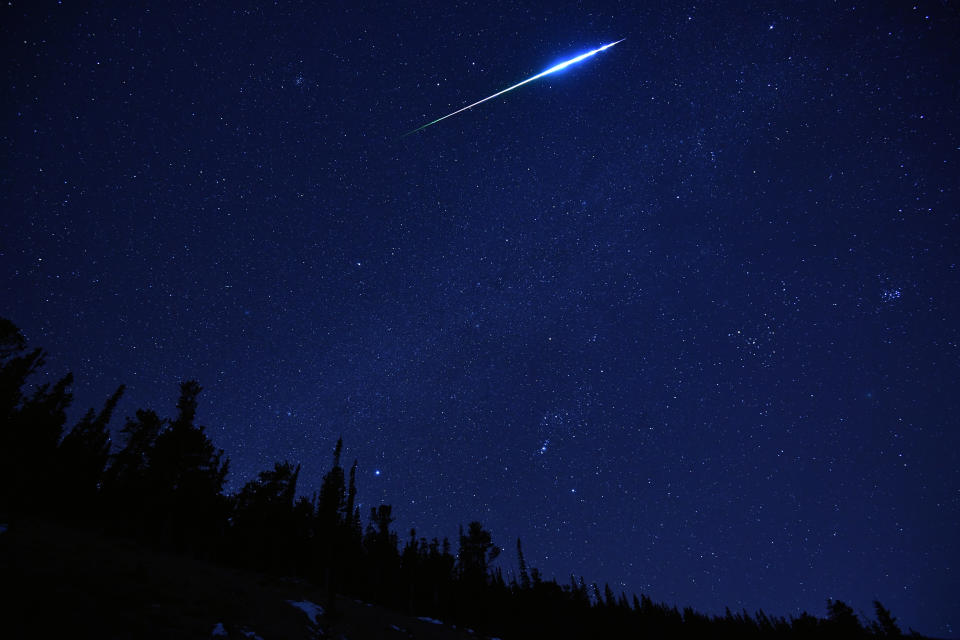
left=1, top=370, right=73, bottom=511
left=517, top=538, right=531, bottom=591
left=871, top=601, right=902, bottom=638
left=231, top=460, right=300, bottom=570
left=457, top=521, right=500, bottom=584
left=345, top=459, right=361, bottom=539
left=56, top=384, right=125, bottom=513
left=101, top=408, right=164, bottom=524
left=316, top=437, right=346, bottom=532
left=364, top=503, right=399, bottom=603
left=315, top=438, right=348, bottom=611
left=825, top=598, right=864, bottom=638
left=0, top=318, right=47, bottom=510
left=144, top=381, right=229, bottom=549
left=0, top=317, right=45, bottom=423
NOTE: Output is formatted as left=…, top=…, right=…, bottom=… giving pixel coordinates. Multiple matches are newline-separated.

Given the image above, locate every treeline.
left=0, top=316, right=922, bottom=639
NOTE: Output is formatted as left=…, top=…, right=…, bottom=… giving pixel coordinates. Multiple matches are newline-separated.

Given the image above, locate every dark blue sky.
left=2, top=1, right=957, bottom=636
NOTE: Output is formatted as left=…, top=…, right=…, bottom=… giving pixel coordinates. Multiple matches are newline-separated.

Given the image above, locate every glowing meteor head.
left=541, top=39, right=625, bottom=77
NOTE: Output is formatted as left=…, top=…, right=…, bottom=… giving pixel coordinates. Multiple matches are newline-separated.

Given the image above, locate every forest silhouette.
left=0, top=316, right=925, bottom=638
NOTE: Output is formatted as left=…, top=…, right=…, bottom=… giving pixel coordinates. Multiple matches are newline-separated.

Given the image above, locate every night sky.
left=2, top=1, right=958, bottom=636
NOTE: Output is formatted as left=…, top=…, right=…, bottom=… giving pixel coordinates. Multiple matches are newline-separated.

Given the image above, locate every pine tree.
left=316, top=438, right=346, bottom=533
left=231, top=460, right=300, bottom=570
left=457, top=521, right=500, bottom=598
left=364, top=504, right=399, bottom=604
left=0, top=317, right=45, bottom=422
left=346, top=459, right=358, bottom=526
left=1, top=369, right=73, bottom=510
left=315, top=438, right=348, bottom=611
left=400, top=528, right=420, bottom=612
left=0, top=318, right=54, bottom=510
left=604, top=583, right=617, bottom=608
left=344, top=458, right=362, bottom=558
left=872, top=600, right=902, bottom=637
left=144, top=381, right=229, bottom=549
left=516, top=538, right=531, bottom=591
left=56, top=384, right=125, bottom=514
left=825, top=598, right=864, bottom=638
left=101, top=408, right=164, bottom=524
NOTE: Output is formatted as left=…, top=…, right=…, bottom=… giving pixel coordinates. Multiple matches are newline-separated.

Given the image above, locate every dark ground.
left=0, top=517, right=490, bottom=640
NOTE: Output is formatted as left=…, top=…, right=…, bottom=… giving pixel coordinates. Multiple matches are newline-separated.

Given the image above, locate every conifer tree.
left=457, top=521, right=500, bottom=585
left=0, top=317, right=45, bottom=422
left=872, top=600, right=902, bottom=638
left=401, top=528, right=420, bottom=612
left=56, top=384, right=125, bottom=513
left=0, top=317, right=53, bottom=510
left=346, top=459, right=358, bottom=526
left=2, top=371, right=73, bottom=510
left=517, top=538, right=531, bottom=591
left=232, top=460, right=300, bottom=570
left=315, top=438, right=348, bottom=611
left=101, top=408, right=164, bottom=523
left=365, top=504, right=399, bottom=604
left=604, top=583, right=617, bottom=608
left=144, top=381, right=229, bottom=549
left=825, top=598, right=864, bottom=638
left=343, top=458, right=363, bottom=571
left=316, top=438, right=346, bottom=532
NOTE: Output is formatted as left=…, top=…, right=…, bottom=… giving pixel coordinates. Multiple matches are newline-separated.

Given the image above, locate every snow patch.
left=241, top=629, right=265, bottom=640
left=418, top=616, right=443, bottom=625
left=287, top=599, right=325, bottom=623
left=211, top=622, right=228, bottom=637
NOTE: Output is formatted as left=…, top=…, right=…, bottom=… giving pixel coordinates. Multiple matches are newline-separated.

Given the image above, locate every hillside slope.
left=0, top=518, right=490, bottom=640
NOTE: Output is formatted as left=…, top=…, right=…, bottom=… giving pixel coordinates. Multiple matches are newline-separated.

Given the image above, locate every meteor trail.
left=402, top=39, right=624, bottom=137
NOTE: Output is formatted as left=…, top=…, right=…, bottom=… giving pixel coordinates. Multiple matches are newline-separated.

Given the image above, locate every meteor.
left=402, top=39, right=624, bottom=137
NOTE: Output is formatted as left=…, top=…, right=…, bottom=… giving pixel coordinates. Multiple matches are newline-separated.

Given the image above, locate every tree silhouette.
left=56, top=384, right=125, bottom=514
left=825, top=598, right=865, bottom=638
left=0, top=317, right=44, bottom=421
left=364, top=504, right=399, bottom=603
left=143, top=381, right=229, bottom=550
left=458, top=521, right=500, bottom=584
left=316, top=438, right=346, bottom=533
left=315, top=437, right=349, bottom=611
left=346, top=459, right=360, bottom=533
left=517, top=538, right=531, bottom=591
left=455, top=521, right=500, bottom=625
left=1, top=366, right=73, bottom=511
left=0, top=317, right=50, bottom=510
left=231, top=460, right=301, bottom=570
left=871, top=600, right=902, bottom=638
left=101, top=407, right=164, bottom=529
left=424, top=536, right=456, bottom=614
left=400, top=528, right=419, bottom=612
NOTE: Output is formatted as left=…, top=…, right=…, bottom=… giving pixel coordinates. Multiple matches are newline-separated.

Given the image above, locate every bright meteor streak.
left=402, top=39, right=624, bottom=137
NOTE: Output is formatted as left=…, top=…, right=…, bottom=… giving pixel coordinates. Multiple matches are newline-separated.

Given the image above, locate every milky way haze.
left=2, top=2, right=957, bottom=636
